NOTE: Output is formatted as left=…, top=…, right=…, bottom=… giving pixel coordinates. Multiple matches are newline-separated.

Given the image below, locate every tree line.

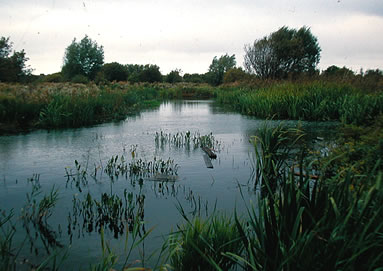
left=1, top=26, right=382, bottom=86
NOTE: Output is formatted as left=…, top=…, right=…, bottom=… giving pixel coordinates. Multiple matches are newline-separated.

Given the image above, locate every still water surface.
left=0, top=100, right=338, bottom=268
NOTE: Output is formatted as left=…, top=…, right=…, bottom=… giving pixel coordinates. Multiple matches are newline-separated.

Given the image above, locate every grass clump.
left=168, top=212, right=243, bottom=271
left=230, top=169, right=383, bottom=271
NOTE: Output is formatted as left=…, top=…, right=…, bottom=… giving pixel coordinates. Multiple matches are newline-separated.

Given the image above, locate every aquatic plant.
left=69, top=189, right=145, bottom=239
left=167, top=211, right=243, bottom=271
left=227, top=168, right=383, bottom=271
left=251, top=121, right=305, bottom=193
left=154, top=130, right=221, bottom=150
left=21, top=176, right=62, bottom=255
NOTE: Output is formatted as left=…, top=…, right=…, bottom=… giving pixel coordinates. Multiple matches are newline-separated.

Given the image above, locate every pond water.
left=0, top=100, right=338, bottom=269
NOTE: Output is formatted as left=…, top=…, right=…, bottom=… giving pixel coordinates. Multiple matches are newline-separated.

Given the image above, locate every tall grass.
left=216, top=81, right=383, bottom=125
left=251, top=121, right=304, bottom=192
left=167, top=209, right=243, bottom=271
left=228, top=168, right=383, bottom=271
left=0, top=82, right=216, bottom=132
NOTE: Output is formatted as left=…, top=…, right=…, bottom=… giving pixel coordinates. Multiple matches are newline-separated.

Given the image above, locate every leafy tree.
left=223, top=67, right=249, bottom=84
left=244, top=37, right=278, bottom=79
left=126, top=64, right=144, bottom=83
left=244, top=26, right=321, bottom=79
left=183, top=73, right=206, bottom=83
left=0, top=36, right=32, bottom=82
left=138, top=64, right=162, bottom=83
left=61, top=35, right=104, bottom=81
left=166, top=69, right=183, bottom=83
left=207, top=54, right=236, bottom=85
left=102, top=62, right=128, bottom=82
left=322, top=65, right=354, bottom=78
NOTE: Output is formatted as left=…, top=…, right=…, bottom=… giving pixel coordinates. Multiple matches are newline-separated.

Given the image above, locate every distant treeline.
left=1, top=26, right=382, bottom=90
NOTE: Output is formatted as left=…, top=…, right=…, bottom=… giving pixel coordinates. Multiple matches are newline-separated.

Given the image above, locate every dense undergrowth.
left=0, top=82, right=216, bottom=133
left=216, top=81, right=383, bottom=125
left=1, top=79, right=382, bottom=133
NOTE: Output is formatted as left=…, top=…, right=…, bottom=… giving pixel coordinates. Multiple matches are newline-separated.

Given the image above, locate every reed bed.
left=155, top=130, right=221, bottom=150
left=0, top=82, right=216, bottom=132
left=216, top=81, right=383, bottom=125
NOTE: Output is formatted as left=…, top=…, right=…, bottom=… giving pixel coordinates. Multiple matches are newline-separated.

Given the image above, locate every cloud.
left=0, top=0, right=382, bottom=74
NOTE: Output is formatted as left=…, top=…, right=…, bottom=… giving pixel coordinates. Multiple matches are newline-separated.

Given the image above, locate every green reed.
left=155, top=130, right=220, bottom=150
left=216, top=81, right=383, bottom=125
left=167, top=210, right=243, bottom=271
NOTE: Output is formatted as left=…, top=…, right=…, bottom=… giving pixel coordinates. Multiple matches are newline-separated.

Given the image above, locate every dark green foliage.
left=244, top=26, right=321, bottom=79
left=322, top=65, right=355, bottom=78
left=166, top=69, right=183, bottom=83
left=0, top=36, right=32, bottom=82
left=244, top=37, right=277, bottom=79
left=168, top=213, right=243, bottom=271
left=183, top=73, right=206, bottom=83
left=139, top=64, right=163, bottom=83
left=101, top=62, right=128, bottom=82
left=223, top=67, right=248, bottom=84
left=43, top=73, right=63, bottom=83
left=206, top=54, right=236, bottom=86
left=325, top=115, right=383, bottom=176
left=71, top=74, right=89, bottom=84
left=251, top=121, right=304, bottom=192
left=216, top=81, right=383, bottom=124
left=232, top=168, right=383, bottom=271
left=61, top=35, right=104, bottom=81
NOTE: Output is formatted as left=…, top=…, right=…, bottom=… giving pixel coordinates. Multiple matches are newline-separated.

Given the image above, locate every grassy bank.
left=0, top=82, right=216, bottom=134
left=216, top=81, right=383, bottom=125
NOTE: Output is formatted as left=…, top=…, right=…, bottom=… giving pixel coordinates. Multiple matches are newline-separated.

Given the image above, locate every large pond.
left=0, top=100, right=338, bottom=269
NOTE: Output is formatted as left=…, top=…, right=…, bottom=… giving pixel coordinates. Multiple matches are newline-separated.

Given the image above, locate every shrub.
left=71, top=74, right=89, bottom=84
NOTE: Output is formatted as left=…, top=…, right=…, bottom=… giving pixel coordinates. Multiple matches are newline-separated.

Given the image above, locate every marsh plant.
left=155, top=130, right=221, bottom=151
left=167, top=210, right=243, bottom=271
left=68, top=189, right=145, bottom=239
left=21, top=175, right=63, bottom=255
left=216, top=81, right=383, bottom=125
left=227, top=168, right=383, bottom=271
left=251, top=121, right=305, bottom=193
left=65, top=159, right=90, bottom=192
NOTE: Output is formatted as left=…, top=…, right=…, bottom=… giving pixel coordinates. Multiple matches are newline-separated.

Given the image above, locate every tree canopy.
left=101, top=62, right=128, bottom=82
left=244, top=26, right=321, bottom=79
left=61, top=35, right=104, bottom=81
left=207, top=54, right=236, bottom=85
left=0, top=36, right=32, bottom=82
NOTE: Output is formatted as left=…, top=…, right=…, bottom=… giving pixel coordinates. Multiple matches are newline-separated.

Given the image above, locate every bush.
left=43, top=73, right=63, bottom=83
left=223, top=67, right=248, bottom=84
left=71, top=74, right=89, bottom=84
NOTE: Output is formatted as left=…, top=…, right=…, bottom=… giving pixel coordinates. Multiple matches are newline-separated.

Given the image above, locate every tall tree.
left=138, top=64, right=162, bottom=83
left=244, top=37, right=278, bottom=79
left=207, top=54, right=236, bottom=85
left=102, top=62, right=128, bottom=82
left=61, top=35, right=104, bottom=81
left=0, top=36, right=32, bottom=82
left=244, top=26, right=321, bottom=79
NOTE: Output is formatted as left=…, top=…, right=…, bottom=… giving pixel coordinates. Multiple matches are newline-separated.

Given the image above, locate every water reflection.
left=0, top=100, right=339, bottom=268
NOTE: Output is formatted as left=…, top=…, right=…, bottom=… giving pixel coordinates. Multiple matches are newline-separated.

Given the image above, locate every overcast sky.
left=1, top=0, right=382, bottom=75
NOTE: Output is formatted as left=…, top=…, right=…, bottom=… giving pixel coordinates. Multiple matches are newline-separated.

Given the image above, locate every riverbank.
left=0, top=82, right=216, bottom=135
left=216, top=80, right=383, bottom=125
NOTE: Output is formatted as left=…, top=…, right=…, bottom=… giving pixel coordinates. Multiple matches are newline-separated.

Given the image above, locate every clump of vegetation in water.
left=251, top=121, right=305, bottom=193
left=167, top=210, right=243, bottom=271
left=155, top=130, right=221, bottom=150
left=68, top=189, right=145, bottom=239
